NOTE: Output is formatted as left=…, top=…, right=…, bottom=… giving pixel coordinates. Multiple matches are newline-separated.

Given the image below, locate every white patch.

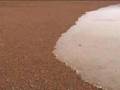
left=53, top=5, right=120, bottom=90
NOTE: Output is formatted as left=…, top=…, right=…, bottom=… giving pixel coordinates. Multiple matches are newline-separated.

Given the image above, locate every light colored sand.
left=53, top=4, right=120, bottom=90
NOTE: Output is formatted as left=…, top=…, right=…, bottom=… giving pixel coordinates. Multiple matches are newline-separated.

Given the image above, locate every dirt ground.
left=0, top=1, right=119, bottom=90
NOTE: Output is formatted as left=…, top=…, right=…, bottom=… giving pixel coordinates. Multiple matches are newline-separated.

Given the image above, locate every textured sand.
left=0, top=1, right=119, bottom=90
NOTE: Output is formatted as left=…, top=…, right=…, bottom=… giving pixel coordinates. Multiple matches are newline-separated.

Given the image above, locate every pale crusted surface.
left=0, top=1, right=119, bottom=90
left=54, top=3, right=120, bottom=90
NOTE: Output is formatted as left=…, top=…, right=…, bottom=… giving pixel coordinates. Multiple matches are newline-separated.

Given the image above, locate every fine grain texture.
left=0, top=1, right=119, bottom=90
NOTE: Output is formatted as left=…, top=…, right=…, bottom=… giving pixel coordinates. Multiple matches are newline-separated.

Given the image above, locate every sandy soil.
left=0, top=1, right=119, bottom=90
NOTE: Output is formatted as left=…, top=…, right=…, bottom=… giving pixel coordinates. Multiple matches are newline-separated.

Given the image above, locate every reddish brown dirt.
left=0, top=1, right=119, bottom=90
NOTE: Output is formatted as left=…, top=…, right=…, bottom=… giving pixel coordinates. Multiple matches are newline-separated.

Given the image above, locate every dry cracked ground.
left=0, top=1, right=119, bottom=90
